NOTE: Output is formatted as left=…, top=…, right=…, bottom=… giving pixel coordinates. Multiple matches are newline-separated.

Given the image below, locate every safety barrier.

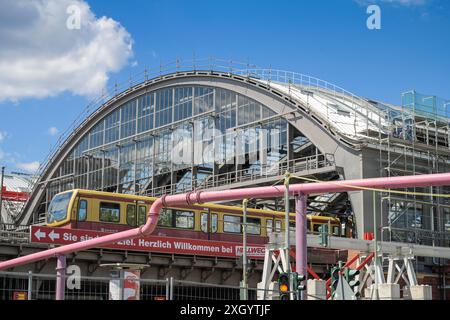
left=0, top=271, right=281, bottom=301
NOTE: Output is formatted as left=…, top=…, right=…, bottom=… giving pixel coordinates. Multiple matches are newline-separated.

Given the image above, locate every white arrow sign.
left=34, top=229, right=46, bottom=241
left=48, top=230, right=60, bottom=241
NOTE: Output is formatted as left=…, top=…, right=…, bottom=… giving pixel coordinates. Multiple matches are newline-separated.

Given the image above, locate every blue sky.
left=0, top=0, right=449, bottom=173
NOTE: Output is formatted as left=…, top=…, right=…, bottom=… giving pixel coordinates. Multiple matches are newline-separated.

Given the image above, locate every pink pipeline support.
left=1, top=172, right=450, bottom=271
left=55, top=255, right=66, bottom=300
left=295, top=193, right=307, bottom=300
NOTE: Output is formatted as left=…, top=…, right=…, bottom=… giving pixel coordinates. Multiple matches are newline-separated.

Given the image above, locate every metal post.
left=27, top=270, right=33, bottom=300
left=284, top=171, right=290, bottom=271
left=0, top=166, right=5, bottom=226
left=296, top=193, right=308, bottom=300
left=372, top=191, right=379, bottom=300
left=284, top=172, right=292, bottom=298
left=169, top=277, right=174, bottom=300
left=241, top=199, right=249, bottom=300
left=165, top=277, right=170, bottom=300
left=55, top=254, right=66, bottom=300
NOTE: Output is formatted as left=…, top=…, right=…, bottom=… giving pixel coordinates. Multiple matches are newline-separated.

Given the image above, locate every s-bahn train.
left=46, top=189, right=354, bottom=245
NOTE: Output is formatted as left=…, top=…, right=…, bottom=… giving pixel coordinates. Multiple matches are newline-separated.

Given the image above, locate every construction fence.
left=0, top=271, right=279, bottom=301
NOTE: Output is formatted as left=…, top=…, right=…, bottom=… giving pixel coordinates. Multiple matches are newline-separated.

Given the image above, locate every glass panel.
left=224, top=215, right=241, bottom=233
left=275, top=220, right=282, bottom=232
left=247, top=217, right=261, bottom=235
left=104, top=109, right=120, bottom=143
left=174, top=87, right=193, bottom=121
left=99, top=202, right=120, bottom=223
left=158, top=208, right=172, bottom=227
left=211, top=213, right=218, bottom=233
left=201, top=213, right=208, bottom=232
left=89, top=121, right=104, bottom=149
left=333, top=226, right=340, bottom=236
left=126, top=204, right=136, bottom=226
left=266, top=219, right=273, bottom=234
left=175, top=210, right=194, bottom=229
left=78, top=199, right=87, bottom=221
left=155, top=88, right=173, bottom=128
left=194, top=86, right=214, bottom=114
left=47, top=191, right=73, bottom=224
left=120, top=100, right=137, bottom=139
left=138, top=205, right=147, bottom=226
left=138, top=93, right=155, bottom=133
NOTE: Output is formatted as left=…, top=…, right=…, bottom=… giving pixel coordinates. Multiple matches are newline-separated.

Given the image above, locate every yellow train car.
left=46, top=189, right=353, bottom=244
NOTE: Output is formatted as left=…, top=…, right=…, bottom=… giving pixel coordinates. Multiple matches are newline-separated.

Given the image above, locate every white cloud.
left=355, top=0, right=429, bottom=6
left=16, top=161, right=40, bottom=173
left=0, top=131, right=6, bottom=142
left=0, top=0, right=133, bottom=102
left=382, top=0, right=428, bottom=5
left=48, top=127, right=59, bottom=136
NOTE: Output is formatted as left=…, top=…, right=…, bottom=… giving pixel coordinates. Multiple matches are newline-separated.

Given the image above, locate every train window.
left=266, top=219, right=273, bottom=234
left=247, top=217, right=261, bottom=235
left=333, top=226, right=340, bottom=236
left=275, top=220, right=282, bottom=232
left=78, top=200, right=87, bottom=221
left=158, top=209, right=172, bottom=227
left=201, top=213, right=208, bottom=232
left=313, top=224, right=321, bottom=232
left=211, top=214, right=218, bottom=233
left=158, top=209, right=195, bottom=229
left=138, top=206, right=147, bottom=226
left=175, top=210, right=194, bottom=229
left=224, top=215, right=241, bottom=233
left=289, top=221, right=295, bottom=232
left=126, top=204, right=136, bottom=226
left=99, top=202, right=120, bottom=223
left=201, top=213, right=217, bottom=233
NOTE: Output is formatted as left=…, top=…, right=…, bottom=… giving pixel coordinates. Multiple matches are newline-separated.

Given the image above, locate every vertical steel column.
left=241, top=199, right=249, bottom=300
left=0, top=166, right=5, bottom=226
left=27, top=270, right=33, bottom=300
left=284, top=172, right=290, bottom=271
left=295, top=193, right=308, bottom=300
left=55, top=255, right=66, bottom=300
left=169, top=277, right=174, bottom=300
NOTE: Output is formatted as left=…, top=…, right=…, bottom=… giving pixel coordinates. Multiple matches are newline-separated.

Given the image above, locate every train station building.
left=1, top=61, right=450, bottom=299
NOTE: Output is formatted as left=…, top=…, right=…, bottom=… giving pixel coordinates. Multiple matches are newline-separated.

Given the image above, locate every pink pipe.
left=295, top=194, right=307, bottom=300
left=1, top=172, right=450, bottom=271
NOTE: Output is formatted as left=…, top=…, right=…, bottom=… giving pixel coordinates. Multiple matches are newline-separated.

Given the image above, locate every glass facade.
left=43, top=85, right=319, bottom=208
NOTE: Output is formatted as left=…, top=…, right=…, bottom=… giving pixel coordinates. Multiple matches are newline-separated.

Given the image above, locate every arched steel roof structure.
left=17, top=61, right=450, bottom=243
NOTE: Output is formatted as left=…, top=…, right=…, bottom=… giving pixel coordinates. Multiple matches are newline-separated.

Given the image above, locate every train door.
left=126, top=202, right=138, bottom=227
left=200, top=209, right=218, bottom=240
left=137, top=204, right=147, bottom=226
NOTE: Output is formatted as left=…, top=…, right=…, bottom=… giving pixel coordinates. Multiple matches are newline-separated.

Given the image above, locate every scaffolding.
left=378, top=90, right=450, bottom=247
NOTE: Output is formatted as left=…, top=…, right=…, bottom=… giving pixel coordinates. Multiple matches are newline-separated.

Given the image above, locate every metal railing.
left=0, top=271, right=280, bottom=300
left=385, top=227, right=450, bottom=247
left=143, top=153, right=335, bottom=197
left=0, top=224, right=29, bottom=243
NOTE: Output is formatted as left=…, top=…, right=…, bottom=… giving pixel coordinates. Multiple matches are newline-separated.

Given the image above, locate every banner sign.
left=30, top=226, right=266, bottom=259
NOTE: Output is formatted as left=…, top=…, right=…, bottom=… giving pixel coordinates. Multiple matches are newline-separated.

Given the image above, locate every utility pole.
left=0, top=166, right=5, bottom=227
left=284, top=171, right=292, bottom=297
left=371, top=191, right=380, bottom=300
left=241, top=198, right=249, bottom=300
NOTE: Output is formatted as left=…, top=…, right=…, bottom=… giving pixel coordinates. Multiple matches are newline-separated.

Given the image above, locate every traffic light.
left=330, top=267, right=340, bottom=299
left=318, top=224, right=328, bottom=247
left=345, top=268, right=360, bottom=297
left=278, top=272, right=290, bottom=300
